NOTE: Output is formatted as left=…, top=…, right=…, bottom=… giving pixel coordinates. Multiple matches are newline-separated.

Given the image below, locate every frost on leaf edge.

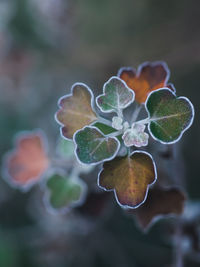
left=73, top=125, right=120, bottom=166
left=55, top=82, right=97, bottom=141
left=97, top=150, right=157, bottom=209
left=96, top=76, right=135, bottom=114
left=145, top=87, right=195, bottom=145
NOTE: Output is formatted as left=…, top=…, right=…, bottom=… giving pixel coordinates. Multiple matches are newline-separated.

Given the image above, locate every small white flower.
left=123, top=121, right=130, bottom=131
left=133, top=123, right=145, bottom=132
left=112, top=116, right=123, bottom=130
left=122, top=123, right=149, bottom=147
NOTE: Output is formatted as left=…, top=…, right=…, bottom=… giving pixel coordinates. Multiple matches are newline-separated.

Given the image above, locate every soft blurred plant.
left=2, top=130, right=89, bottom=213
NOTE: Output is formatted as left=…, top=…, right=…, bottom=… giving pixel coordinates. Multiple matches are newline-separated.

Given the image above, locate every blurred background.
left=0, top=0, right=200, bottom=266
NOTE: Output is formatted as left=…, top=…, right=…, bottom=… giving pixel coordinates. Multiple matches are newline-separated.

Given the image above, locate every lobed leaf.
left=2, top=131, right=49, bottom=191
left=44, top=173, right=87, bottom=213
left=118, top=61, right=174, bottom=103
left=98, top=151, right=157, bottom=208
left=74, top=126, right=120, bottom=164
left=96, top=77, right=135, bottom=114
left=55, top=83, right=98, bottom=140
left=146, top=88, right=194, bottom=144
left=133, top=187, right=186, bottom=230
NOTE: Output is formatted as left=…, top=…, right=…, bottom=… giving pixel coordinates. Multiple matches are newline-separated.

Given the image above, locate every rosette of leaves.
left=55, top=62, right=194, bottom=210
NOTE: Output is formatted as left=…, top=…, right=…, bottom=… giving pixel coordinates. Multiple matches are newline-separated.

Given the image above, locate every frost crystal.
left=112, top=116, right=123, bottom=130
left=122, top=123, right=149, bottom=147
left=123, top=121, right=130, bottom=131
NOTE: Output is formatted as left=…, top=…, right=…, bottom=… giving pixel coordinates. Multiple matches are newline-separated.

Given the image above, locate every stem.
left=97, top=116, right=112, bottom=127
left=69, top=163, right=80, bottom=179
left=135, top=117, right=150, bottom=125
left=117, top=109, right=123, bottom=119
left=127, top=147, right=131, bottom=157
left=106, top=130, right=123, bottom=138
left=131, top=104, right=142, bottom=123
left=173, top=220, right=184, bottom=267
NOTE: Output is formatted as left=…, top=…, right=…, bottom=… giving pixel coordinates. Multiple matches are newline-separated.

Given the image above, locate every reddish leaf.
left=118, top=61, right=174, bottom=103
left=3, top=131, right=49, bottom=191
left=132, top=187, right=186, bottom=230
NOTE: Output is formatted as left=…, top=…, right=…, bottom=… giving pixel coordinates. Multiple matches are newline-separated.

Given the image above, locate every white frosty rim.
left=55, top=82, right=98, bottom=141
left=117, top=61, right=174, bottom=102
left=96, top=76, right=135, bottom=114
left=118, top=60, right=170, bottom=84
left=145, top=87, right=195, bottom=145
left=73, top=125, right=120, bottom=166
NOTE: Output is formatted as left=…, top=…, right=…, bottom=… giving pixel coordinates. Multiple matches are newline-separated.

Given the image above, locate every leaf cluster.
left=1, top=61, right=195, bottom=230
left=55, top=61, right=194, bottom=210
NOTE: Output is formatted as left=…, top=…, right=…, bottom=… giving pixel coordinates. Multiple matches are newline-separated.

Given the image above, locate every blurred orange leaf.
left=132, top=187, right=186, bottom=230
left=118, top=61, right=174, bottom=103
left=98, top=151, right=157, bottom=208
left=3, top=131, right=49, bottom=190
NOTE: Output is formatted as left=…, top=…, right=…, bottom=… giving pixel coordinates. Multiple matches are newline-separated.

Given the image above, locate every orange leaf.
left=118, top=61, right=174, bottom=103
left=132, top=187, right=186, bottom=230
left=98, top=151, right=157, bottom=208
left=3, top=131, right=49, bottom=190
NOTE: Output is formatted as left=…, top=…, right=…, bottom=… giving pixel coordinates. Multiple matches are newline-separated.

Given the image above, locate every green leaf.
left=96, top=77, right=135, bottom=114
left=45, top=173, right=87, bottom=212
left=146, top=88, right=194, bottom=143
left=94, top=122, right=123, bottom=145
left=74, top=126, right=120, bottom=164
left=94, top=122, right=116, bottom=135
left=98, top=151, right=157, bottom=208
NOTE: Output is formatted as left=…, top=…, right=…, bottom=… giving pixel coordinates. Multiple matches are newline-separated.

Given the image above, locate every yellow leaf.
left=98, top=151, right=157, bottom=208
